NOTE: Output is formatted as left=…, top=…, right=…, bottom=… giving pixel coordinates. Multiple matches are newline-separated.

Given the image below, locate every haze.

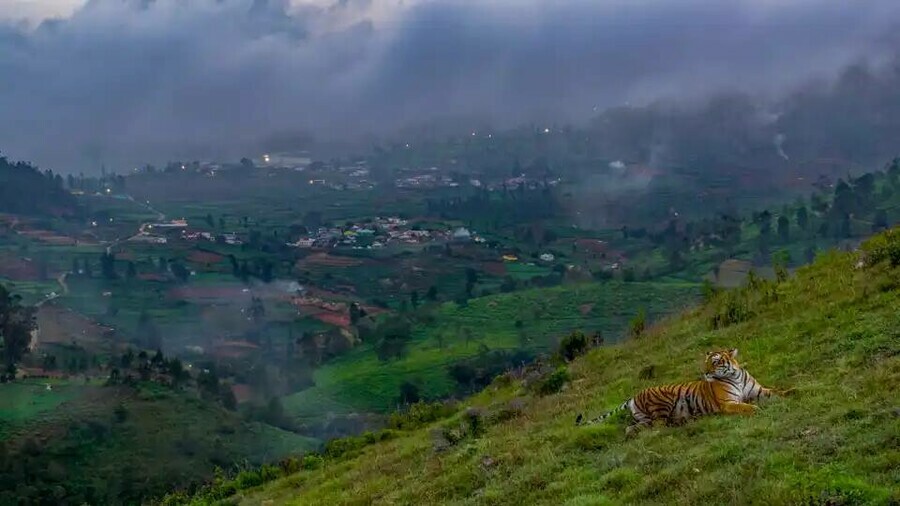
left=1, top=0, right=899, bottom=171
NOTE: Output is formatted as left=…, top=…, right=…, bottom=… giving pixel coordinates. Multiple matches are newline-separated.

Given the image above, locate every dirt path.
left=30, top=273, right=70, bottom=351
left=106, top=194, right=167, bottom=254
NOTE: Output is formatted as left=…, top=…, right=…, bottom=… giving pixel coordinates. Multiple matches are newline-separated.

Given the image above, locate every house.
left=502, top=254, right=519, bottom=262
left=290, top=238, right=316, bottom=248
left=130, top=234, right=167, bottom=244
left=539, top=253, right=555, bottom=262
left=451, top=227, right=472, bottom=242
left=223, top=233, right=242, bottom=245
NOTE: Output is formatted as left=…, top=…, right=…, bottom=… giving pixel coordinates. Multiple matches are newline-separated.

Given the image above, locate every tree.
left=247, top=297, right=266, bottom=324
left=71, top=258, right=80, bottom=275
left=219, top=216, right=226, bottom=229
left=426, top=285, right=438, bottom=301
left=839, top=213, right=851, bottom=238
left=303, top=211, right=323, bottom=230
left=136, top=310, right=161, bottom=351
left=558, top=330, right=590, bottom=361
left=264, top=397, right=285, bottom=426
left=833, top=179, right=854, bottom=216
left=374, top=317, right=412, bottom=361
left=756, top=210, right=772, bottom=237
left=777, top=215, right=790, bottom=242
left=120, top=349, right=135, bottom=368
left=205, top=213, right=214, bottom=228
left=0, top=284, right=36, bottom=370
left=259, top=259, right=274, bottom=283
left=170, top=262, right=190, bottom=282
left=398, top=381, right=420, bottom=405
left=100, top=252, right=117, bottom=280
left=796, top=206, right=809, bottom=231
left=873, top=209, right=888, bottom=231
left=349, top=303, right=365, bottom=326
left=465, top=268, right=478, bottom=296
left=221, top=388, right=237, bottom=411
left=410, top=291, right=419, bottom=309
left=126, top=261, right=137, bottom=279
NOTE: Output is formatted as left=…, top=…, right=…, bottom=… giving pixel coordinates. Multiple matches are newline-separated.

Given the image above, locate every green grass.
left=0, top=382, right=321, bottom=505
left=284, top=281, right=699, bottom=420
left=222, top=232, right=899, bottom=506
left=504, top=262, right=552, bottom=280
left=0, top=379, right=79, bottom=433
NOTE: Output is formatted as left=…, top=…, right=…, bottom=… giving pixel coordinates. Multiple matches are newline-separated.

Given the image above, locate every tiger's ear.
left=730, top=348, right=738, bottom=357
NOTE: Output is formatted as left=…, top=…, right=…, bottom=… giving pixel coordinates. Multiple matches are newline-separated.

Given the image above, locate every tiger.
left=575, top=348, right=786, bottom=435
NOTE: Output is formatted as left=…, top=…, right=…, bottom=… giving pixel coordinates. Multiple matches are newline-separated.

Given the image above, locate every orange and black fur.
left=576, top=349, right=785, bottom=434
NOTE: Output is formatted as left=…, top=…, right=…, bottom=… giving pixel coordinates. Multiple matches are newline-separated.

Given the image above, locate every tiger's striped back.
left=576, top=348, right=775, bottom=429
left=577, top=380, right=718, bottom=427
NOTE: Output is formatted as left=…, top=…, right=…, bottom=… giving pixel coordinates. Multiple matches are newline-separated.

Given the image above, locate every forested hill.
left=165, top=227, right=900, bottom=505
left=0, top=155, right=77, bottom=216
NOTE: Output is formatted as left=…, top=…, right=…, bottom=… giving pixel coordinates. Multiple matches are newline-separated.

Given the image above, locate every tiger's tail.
left=575, top=399, right=631, bottom=426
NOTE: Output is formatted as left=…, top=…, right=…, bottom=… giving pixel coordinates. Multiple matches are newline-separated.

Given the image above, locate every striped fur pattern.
left=576, top=349, right=777, bottom=433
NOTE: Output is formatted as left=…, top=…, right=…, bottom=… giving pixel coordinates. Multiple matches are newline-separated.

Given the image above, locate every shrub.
left=861, top=227, right=900, bottom=268
left=301, top=454, right=324, bottom=470
left=489, top=398, right=527, bottom=424
left=537, top=366, right=570, bottom=396
left=558, top=330, right=590, bottom=361
left=233, top=469, right=263, bottom=490
left=388, top=401, right=458, bottom=430
left=279, top=457, right=301, bottom=475
left=629, top=309, right=646, bottom=339
left=638, top=364, right=656, bottom=380
left=709, top=290, right=754, bottom=329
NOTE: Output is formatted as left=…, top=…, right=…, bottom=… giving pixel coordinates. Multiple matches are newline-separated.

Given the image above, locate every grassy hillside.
left=0, top=380, right=319, bottom=505
left=184, top=229, right=899, bottom=505
left=283, top=281, right=699, bottom=421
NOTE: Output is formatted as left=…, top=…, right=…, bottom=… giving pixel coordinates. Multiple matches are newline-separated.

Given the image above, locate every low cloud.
left=0, top=0, right=898, bottom=171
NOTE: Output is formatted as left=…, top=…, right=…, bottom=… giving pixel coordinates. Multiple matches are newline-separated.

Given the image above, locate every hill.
left=0, top=155, right=78, bottom=217
left=282, top=281, right=699, bottom=429
left=170, top=228, right=899, bottom=505
left=0, top=379, right=319, bottom=505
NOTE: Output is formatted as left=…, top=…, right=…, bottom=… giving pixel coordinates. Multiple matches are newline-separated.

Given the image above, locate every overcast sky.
left=1, top=0, right=898, bottom=172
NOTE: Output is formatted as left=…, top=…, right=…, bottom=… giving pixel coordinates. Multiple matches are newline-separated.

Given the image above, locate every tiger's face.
left=704, top=348, right=740, bottom=379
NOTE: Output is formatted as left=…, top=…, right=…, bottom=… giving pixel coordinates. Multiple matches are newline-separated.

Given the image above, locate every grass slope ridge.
left=284, top=281, right=699, bottom=422
left=196, top=234, right=899, bottom=505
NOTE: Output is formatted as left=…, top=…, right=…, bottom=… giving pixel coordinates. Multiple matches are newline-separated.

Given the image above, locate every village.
left=286, top=216, right=484, bottom=250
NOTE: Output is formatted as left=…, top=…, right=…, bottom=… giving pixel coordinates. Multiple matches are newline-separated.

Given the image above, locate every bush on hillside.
left=709, top=290, right=754, bottom=329
left=558, top=330, right=590, bottom=362
left=387, top=401, right=458, bottom=430
left=536, top=366, right=570, bottom=396
left=629, top=309, right=646, bottom=338
left=861, top=227, right=900, bottom=267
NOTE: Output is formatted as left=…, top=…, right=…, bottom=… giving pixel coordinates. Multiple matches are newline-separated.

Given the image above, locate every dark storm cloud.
left=0, top=0, right=898, bottom=171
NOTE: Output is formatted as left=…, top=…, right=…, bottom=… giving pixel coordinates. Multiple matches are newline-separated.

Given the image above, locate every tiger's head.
left=704, top=348, right=741, bottom=379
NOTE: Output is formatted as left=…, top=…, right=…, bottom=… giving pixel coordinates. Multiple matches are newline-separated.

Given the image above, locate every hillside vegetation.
left=283, top=281, right=699, bottom=423
left=173, top=228, right=900, bottom=505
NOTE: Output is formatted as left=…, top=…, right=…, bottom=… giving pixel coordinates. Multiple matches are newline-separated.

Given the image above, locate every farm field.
left=284, top=280, right=700, bottom=420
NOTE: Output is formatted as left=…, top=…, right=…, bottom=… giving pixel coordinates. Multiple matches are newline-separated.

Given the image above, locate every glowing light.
left=543, top=128, right=550, bottom=134
left=263, top=154, right=271, bottom=163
